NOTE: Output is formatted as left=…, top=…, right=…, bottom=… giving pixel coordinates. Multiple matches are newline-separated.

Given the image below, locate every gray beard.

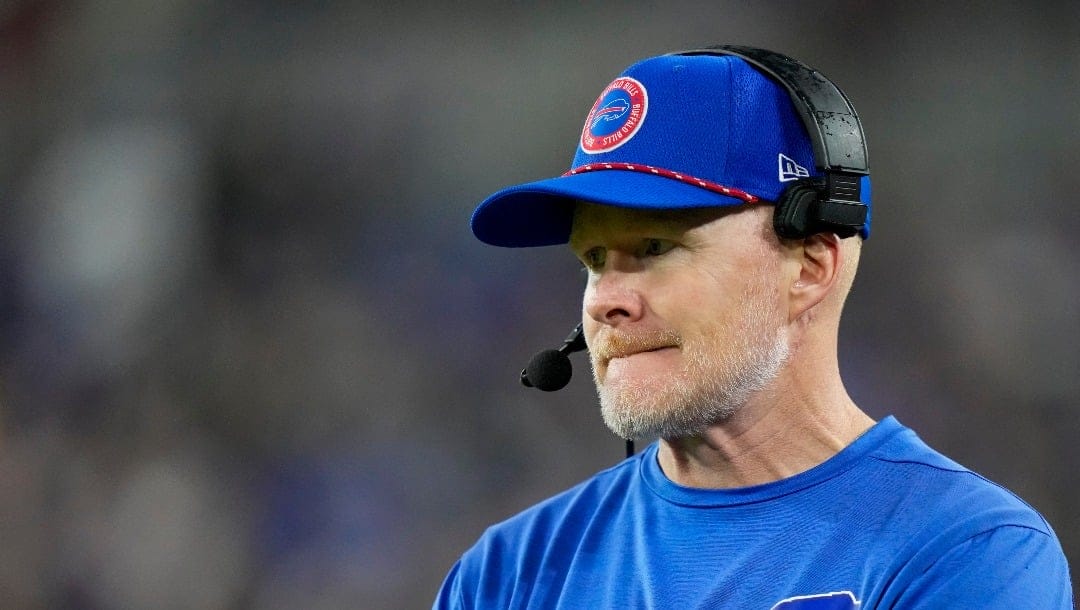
left=592, top=275, right=791, bottom=441
left=595, top=327, right=790, bottom=440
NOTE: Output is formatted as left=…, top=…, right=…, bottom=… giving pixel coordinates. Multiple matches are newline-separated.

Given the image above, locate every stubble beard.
left=592, top=279, right=791, bottom=441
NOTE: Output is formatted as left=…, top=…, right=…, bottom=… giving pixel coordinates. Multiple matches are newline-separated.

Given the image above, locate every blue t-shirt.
left=435, top=417, right=1072, bottom=608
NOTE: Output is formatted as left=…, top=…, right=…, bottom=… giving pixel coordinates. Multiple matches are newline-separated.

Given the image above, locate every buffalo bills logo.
left=591, top=98, right=630, bottom=129
left=771, top=591, right=860, bottom=609
left=580, top=76, right=648, bottom=154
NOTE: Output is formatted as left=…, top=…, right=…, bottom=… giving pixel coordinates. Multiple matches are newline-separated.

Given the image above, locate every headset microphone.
left=520, top=323, right=587, bottom=391
left=520, top=325, right=636, bottom=458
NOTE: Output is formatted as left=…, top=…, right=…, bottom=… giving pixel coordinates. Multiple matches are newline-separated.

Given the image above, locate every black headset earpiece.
left=772, top=181, right=825, bottom=239
left=673, top=45, right=870, bottom=239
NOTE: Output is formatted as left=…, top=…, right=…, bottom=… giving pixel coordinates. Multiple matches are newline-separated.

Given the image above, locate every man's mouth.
left=609, top=345, right=676, bottom=360
left=595, top=332, right=682, bottom=365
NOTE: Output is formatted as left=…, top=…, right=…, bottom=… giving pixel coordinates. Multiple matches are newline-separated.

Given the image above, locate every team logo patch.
left=770, top=591, right=860, bottom=609
left=580, top=76, right=648, bottom=154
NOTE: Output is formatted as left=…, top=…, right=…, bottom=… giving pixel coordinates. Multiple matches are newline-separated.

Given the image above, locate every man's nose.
left=583, top=258, right=646, bottom=327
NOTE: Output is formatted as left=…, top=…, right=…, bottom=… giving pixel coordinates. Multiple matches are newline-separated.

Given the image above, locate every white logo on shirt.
left=770, top=590, right=860, bottom=609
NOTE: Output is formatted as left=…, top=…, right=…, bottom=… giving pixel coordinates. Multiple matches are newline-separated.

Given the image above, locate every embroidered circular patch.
left=580, top=76, right=648, bottom=154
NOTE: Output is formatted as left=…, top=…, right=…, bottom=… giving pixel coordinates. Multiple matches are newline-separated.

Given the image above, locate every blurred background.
left=0, top=0, right=1077, bottom=607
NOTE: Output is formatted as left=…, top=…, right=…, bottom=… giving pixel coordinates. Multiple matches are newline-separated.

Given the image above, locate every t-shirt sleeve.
left=432, top=558, right=466, bottom=610
left=896, top=524, right=1073, bottom=609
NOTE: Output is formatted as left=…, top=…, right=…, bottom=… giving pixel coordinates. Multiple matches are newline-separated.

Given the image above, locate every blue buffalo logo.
left=770, top=591, right=860, bottom=609
left=590, top=96, right=630, bottom=131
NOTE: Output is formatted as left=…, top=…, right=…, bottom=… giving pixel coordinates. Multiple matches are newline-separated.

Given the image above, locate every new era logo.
left=778, top=153, right=810, bottom=182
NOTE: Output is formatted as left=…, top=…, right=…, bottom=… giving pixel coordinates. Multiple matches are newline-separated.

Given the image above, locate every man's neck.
left=656, top=383, right=875, bottom=489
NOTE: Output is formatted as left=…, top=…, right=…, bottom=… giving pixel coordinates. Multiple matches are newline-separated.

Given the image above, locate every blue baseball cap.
left=470, top=52, right=871, bottom=247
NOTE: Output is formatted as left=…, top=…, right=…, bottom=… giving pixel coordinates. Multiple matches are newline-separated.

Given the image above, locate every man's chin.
left=598, top=387, right=684, bottom=440
left=597, top=377, right=745, bottom=441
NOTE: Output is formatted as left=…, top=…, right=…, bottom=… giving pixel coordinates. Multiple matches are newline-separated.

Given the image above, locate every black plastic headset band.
left=676, top=45, right=869, bottom=176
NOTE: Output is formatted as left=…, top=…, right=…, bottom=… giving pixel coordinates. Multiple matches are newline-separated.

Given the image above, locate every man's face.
left=569, top=202, right=791, bottom=440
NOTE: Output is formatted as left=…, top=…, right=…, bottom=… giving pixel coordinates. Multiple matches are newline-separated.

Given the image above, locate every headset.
left=674, top=45, right=870, bottom=239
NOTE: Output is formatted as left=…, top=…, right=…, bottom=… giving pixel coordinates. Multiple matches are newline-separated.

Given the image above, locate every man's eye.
left=643, top=238, right=674, bottom=256
left=583, top=247, right=606, bottom=269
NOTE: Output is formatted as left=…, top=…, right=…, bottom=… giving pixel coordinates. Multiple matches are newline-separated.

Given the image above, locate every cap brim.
left=471, top=170, right=752, bottom=247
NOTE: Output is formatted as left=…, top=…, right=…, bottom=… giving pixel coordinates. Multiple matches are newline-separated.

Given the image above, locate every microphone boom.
left=520, top=324, right=587, bottom=391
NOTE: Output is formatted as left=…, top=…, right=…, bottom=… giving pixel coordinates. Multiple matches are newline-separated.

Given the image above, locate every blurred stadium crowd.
left=0, top=1, right=1076, bottom=608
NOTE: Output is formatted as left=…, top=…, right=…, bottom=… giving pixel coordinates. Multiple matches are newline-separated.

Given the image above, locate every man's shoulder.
left=865, top=420, right=1055, bottom=535
left=856, top=420, right=1072, bottom=607
left=437, top=453, right=647, bottom=608
left=482, top=453, right=642, bottom=544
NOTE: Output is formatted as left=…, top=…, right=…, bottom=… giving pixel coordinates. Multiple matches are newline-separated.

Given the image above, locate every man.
left=436, top=47, right=1072, bottom=608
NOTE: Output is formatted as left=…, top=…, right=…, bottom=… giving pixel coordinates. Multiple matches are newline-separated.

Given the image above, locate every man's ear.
left=788, top=232, right=842, bottom=322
